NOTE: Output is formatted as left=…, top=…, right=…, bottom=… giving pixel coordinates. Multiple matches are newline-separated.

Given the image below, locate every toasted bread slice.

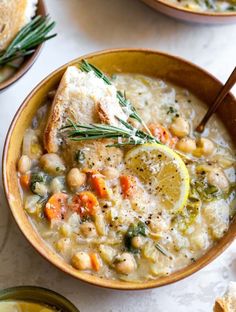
left=44, top=66, right=127, bottom=153
left=214, top=282, right=236, bottom=312
left=0, top=0, right=38, bottom=51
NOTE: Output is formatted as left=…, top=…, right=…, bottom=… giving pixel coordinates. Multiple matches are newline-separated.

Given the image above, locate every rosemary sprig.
left=79, top=59, right=152, bottom=135
left=61, top=118, right=159, bottom=148
left=0, top=15, right=56, bottom=66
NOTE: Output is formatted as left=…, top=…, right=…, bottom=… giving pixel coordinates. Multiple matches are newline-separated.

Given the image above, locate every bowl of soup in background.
left=0, top=0, right=46, bottom=92
left=141, top=0, right=236, bottom=24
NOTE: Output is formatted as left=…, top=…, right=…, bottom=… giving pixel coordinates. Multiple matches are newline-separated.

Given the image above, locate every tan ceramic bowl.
left=3, top=49, right=236, bottom=290
left=141, top=0, right=236, bottom=24
left=0, top=0, right=46, bottom=92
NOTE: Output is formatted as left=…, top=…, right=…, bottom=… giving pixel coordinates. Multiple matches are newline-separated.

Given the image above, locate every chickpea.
left=80, top=222, right=97, bottom=237
left=67, top=168, right=86, bottom=190
left=18, top=155, right=31, bottom=174
left=207, top=168, right=229, bottom=192
left=194, top=138, right=215, bottom=157
left=71, top=251, right=91, bottom=270
left=131, top=236, right=143, bottom=249
left=101, top=167, right=119, bottom=180
left=115, top=252, right=136, bottom=274
left=176, top=137, right=196, bottom=154
left=169, top=117, right=189, bottom=138
left=40, top=153, right=65, bottom=175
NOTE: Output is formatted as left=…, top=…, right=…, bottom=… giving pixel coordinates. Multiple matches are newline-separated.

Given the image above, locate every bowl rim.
left=2, top=48, right=236, bottom=290
left=145, top=0, right=236, bottom=17
left=0, top=0, right=47, bottom=92
left=0, top=285, right=79, bottom=311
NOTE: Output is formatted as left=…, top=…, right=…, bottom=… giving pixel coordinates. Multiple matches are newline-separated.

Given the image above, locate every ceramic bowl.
left=0, top=286, right=79, bottom=311
left=0, top=0, right=46, bottom=92
left=2, top=49, right=236, bottom=290
left=141, top=0, right=236, bottom=24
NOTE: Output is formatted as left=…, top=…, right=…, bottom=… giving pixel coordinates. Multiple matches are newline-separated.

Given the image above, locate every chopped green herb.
left=227, top=5, right=236, bottom=11
left=193, top=178, right=222, bottom=202
left=75, top=150, right=86, bottom=165
left=204, top=0, right=216, bottom=9
left=124, top=221, right=147, bottom=253
left=167, top=106, right=178, bottom=115
left=30, top=172, right=47, bottom=194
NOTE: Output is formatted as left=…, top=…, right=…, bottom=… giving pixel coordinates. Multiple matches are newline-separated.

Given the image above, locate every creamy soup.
left=17, top=66, right=236, bottom=282
left=0, top=58, right=23, bottom=83
left=167, top=0, right=236, bottom=12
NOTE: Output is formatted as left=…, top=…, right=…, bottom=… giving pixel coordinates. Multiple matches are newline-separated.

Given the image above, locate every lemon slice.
left=125, top=143, right=190, bottom=213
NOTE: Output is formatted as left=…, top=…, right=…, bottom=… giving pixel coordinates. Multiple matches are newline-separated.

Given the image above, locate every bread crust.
left=44, top=67, right=70, bottom=153
left=214, top=299, right=228, bottom=312
left=0, top=0, right=37, bottom=51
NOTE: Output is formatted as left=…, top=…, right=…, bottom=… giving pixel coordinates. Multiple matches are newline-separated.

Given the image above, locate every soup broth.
left=167, top=0, right=236, bottom=12
left=17, top=70, right=236, bottom=282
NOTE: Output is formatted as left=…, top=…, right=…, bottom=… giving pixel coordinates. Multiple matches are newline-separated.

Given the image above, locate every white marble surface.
left=0, top=0, right=236, bottom=311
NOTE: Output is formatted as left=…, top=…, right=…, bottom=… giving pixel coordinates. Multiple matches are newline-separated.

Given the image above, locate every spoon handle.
left=196, top=67, right=236, bottom=133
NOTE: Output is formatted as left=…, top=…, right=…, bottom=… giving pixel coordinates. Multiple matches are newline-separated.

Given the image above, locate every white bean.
left=131, top=236, right=143, bottom=249
left=176, top=137, right=196, bottom=154
left=207, top=168, right=229, bottom=192
left=71, top=252, right=91, bottom=270
left=18, top=155, right=31, bottom=174
left=194, top=138, right=215, bottom=157
left=101, top=167, right=119, bottom=180
left=67, top=168, right=86, bottom=190
left=115, top=252, right=136, bottom=274
left=40, top=153, right=65, bottom=174
left=169, top=117, right=189, bottom=138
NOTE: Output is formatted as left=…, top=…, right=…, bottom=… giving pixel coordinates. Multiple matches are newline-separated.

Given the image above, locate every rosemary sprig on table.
left=0, top=15, right=56, bottom=66
left=79, top=59, right=152, bottom=135
left=61, top=118, right=159, bottom=148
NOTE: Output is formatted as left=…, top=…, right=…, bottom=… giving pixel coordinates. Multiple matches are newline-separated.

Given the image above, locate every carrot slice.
left=120, top=175, right=136, bottom=198
left=45, top=193, right=68, bottom=221
left=90, top=175, right=110, bottom=198
left=149, top=123, right=177, bottom=147
left=90, top=253, right=101, bottom=272
left=20, top=174, right=30, bottom=189
left=70, top=191, right=99, bottom=217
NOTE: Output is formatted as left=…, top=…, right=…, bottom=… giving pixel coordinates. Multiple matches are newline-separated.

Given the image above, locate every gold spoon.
left=196, top=67, right=236, bottom=133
